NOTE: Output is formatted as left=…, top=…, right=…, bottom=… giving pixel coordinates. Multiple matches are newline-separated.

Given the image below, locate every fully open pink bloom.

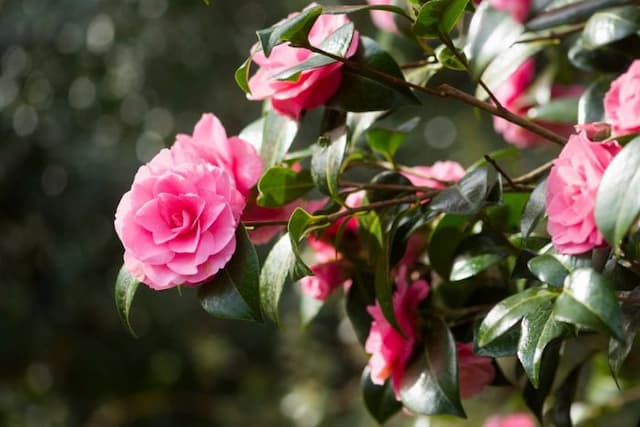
left=604, top=60, right=640, bottom=135
left=489, top=0, right=531, bottom=22
left=484, top=413, right=535, bottom=427
left=300, top=260, right=350, bottom=300
left=248, top=11, right=359, bottom=119
left=115, top=149, right=245, bottom=290
left=366, top=279, right=430, bottom=396
left=367, top=0, right=399, bottom=34
left=172, top=113, right=263, bottom=197
left=402, top=160, right=465, bottom=189
left=457, top=342, right=495, bottom=399
left=546, top=132, right=621, bottom=254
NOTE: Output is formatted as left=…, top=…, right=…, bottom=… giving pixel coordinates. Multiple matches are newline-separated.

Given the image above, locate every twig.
left=400, top=58, right=431, bottom=69
left=511, top=160, right=554, bottom=185
left=484, top=154, right=519, bottom=190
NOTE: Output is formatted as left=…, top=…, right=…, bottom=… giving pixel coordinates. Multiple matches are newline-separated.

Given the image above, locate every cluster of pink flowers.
left=247, top=10, right=359, bottom=120
left=115, top=114, right=263, bottom=290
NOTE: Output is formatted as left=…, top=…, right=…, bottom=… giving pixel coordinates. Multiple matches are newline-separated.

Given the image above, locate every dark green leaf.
left=346, top=277, right=375, bottom=346
left=478, top=287, right=558, bottom=347
left=288, top=207, right=316, bottom=280
left=578, top=77, right=612, bottom=124
left=569, top=36, right=639, bottom=73
left=430, top=167, right=499, bottom=215
left=527, top=97, right=580, bottom=123
left=311, top=125, right=347, bottom=198
left=526, top=0, right=632, bottom=31
left=450, top=233, right=513, bottom=281
left=528, top=254, right=570, bottom=288
left=521, top=177, right=547, bottom=243
left=554, top=268, right=624, bottom=341
left=259, top=233, right=296, bottom=324
left=595, top=136, right=640, bottom=249
left=327, top=37, right=419, bottom=112
left=429, top=214, right=467, bottom=279
left=365, top=171, right=413, bottom=204
left=198, top=227, right=262, bottom=321
left=523, top=341, right=560, bottom=422
left=549, top=363, right=581, bottom=427
left=235, top=57, right=251, bottom=93
left=257, top=167, right=314, bottom=207
left=257, top=5, right=323, bottom=57
left=581, top=5, right=640, bottom=48
left=413, top=0, right=469, bottom=38
left=362, top=368, right=402, bottom=424
left=114, top=265, right=140, bottom=338
left=399, top=315, right=466, bottom=418
left=473, top=321, right=520, bottom=357
left=609, top=287, right=640, bottom=376
left=260, top=110, right=299, bottom=169
left=518, top=303, right=568, bottom=387
left=465, top=2, right=524, bottom=78
left=367, top=128, right=408, bottom=162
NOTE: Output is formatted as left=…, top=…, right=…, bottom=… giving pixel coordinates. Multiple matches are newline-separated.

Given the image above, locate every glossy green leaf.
left=198, top=227, right=262, bottom=321
left=429, top=214, right=467, bottom=279
left=528, top=254, right=569, bottom=288
left=327, top=37, right=419, bottom=112
left=569, top=36, right=638, bottom=73
left=581, top=6, right=640, bottom=48
left=311, top=125, right=347, bottom=198
left=257, top=5, right=322, bottom=57
left=526, top=0, right=632, bottom=31
left=399, top=315, right=466, bottom=418
left=473, top=322, right=520, bottom=357
left=114, top=265, right=140, bottom=338
left=260, top=110, right=299, bottom=168
left=523, top=341, right=560, bottom=422
left=478, top=287, right=558, bottom=347
left=273, top=22, right=355, bottom=81
left=413, top=0, right=469, bottom=38
left=520, top=177, right=547, bottom=243
left=609, top=288, right=640, bottom=376
left=578, top=77, right=612, bottom=124
left=550, top=363, right=581, bottom=427
left=288, top=207, right=317, bottom=280
left=435, top=43, right=466, bottom=71
left=362, top=368, right=402, bottom=424
left=465, top=2, right=524, bottom=78
left=527, top=97, right=580, bottom=123
left=595, top=136, right=640, bottom=249
left=554, top=268, right=624, bottom=341
left=346, top=278, right=375, bottom=346
left=259, top=233, right=296, bottom=324
left=257, top=167, right=314, bottom=207
left=235, top=56, right=251, bottom=93
left=430, top=167, right=498, bottom=215
left=367, top=128, right=408, bottom=162
left=365, top=171, right=413, bottom=204
left=450, top=233, right=512, bottom=281
left=518, top=303, right=568, bottom=387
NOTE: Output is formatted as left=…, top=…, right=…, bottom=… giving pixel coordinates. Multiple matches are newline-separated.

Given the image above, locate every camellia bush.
left=113, top=0, right=640, bottom=425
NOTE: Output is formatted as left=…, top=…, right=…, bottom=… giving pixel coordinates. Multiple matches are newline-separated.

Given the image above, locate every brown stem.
left=511, top=160, right=553, bottom=185
left=304, top=45, right=567, bottom=146
left=340, top=180, right=434, bottom=193
left=483, top=154, right=523, bottom=191
left=400, top=58, right=431, bottom=69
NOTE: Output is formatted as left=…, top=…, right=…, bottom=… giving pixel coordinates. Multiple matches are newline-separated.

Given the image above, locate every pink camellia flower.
left=367, top=0, right=399, bottom=34
left=115, top=149, right=245, bottom=290
left=172, top=113, right=263, bottom=197
left=604, top=60, right=640, bottom=135
left=489, top=0, right=531, bottom=22
left=484, top=413, right=535, bottom=427
left=402, top=160, right=465, bottom=189
left=546, top=132, right=621, bottom=254
left=300, top=260, right=350, bottom=300
left=366, top=279, right=430, bottom=396
left=456, top=342, right=495, bottom=399
left=247, top=10, right=359, bottom=119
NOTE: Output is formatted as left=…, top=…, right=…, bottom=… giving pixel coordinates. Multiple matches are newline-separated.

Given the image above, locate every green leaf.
left=346, top=277, right=375, bottom=346
left=527, top=0, right=633, bottom=31
left=413, top=0, right=469, bottom=38
left=595, top=136, right=640, bottom=249
left=520, top=177, right=547, bottom=243
left=399, top=315, right=466, bottom=418
left=550, top=363, right=581, bottom=427
left=273, top=22, right=355, bottom=80
left=257, top=5, right=323, bottom=57
left=528, top=254, right=569, bottom=288
left=327, top=37, right=419, bottom=112
left=362, top=368, right=402, bottom=424
left=198, top=227, right=262, bottom=321
left=581, top=5, right=640, bottom=48
left=260, top=110, right=299, bottom=169
left=311, top=125, right=347, bottom=198
left=554, top=268, right=624, bottom=341
left=235, top=56, right=251, bottom=93
left=568, top=36, right=638, bottom=73
left=430, top=167, right=499, bottom=215
left=449, top=233, right=512, bottom=281
left=609, top=288, right=640, bottom=376
left=465, top=2, right=524, bottom=78
left=478, top=287, right=558, bottom=347
left=523, top=341, right=560, bottom=423
left=473, top=321, right=520, bottom=357
left=527, top=97, right=580, bottom=123
left=428, top=214, right=467, bottom=280
left=367, top=128, right=408, bottom=162
left=259, top=233, right=296, bottom=324
left=365, top=171, right=413, bottom=204
left=114, top=265, right=141, bottom=338
left=257, top=167, right=314, bottom=207
left=288, top=207, right=318, bottom=280
left=435, top=43, right=466, bottom=71
left=578, top=77, right=612, bottom=124
left=517, top=303, right=569, bottom=387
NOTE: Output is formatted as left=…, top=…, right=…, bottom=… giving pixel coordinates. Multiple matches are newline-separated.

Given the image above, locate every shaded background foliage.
left=0, top=0, right=543, bottom=426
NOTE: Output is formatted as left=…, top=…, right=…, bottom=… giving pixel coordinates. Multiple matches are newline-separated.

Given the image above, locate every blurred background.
left=0, top=0, right=570, bottom=426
